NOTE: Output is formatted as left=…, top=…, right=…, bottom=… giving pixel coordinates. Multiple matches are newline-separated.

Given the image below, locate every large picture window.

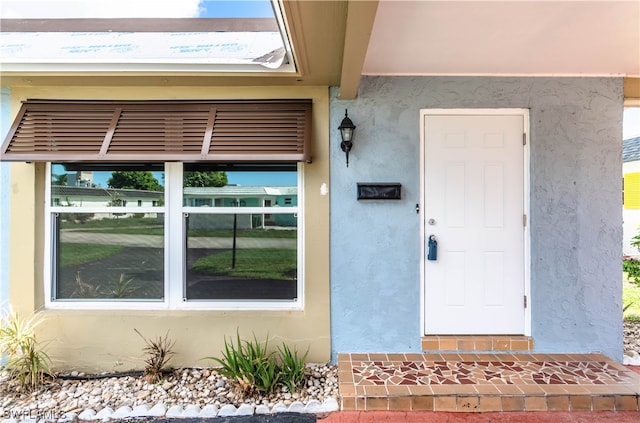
left=46, top=162, right=302, bottom=308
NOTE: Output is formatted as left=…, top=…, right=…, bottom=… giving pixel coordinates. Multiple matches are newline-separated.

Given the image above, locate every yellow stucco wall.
left=7, top=85, right=330, bottom=372
left=623, top=160, right=640, bottom=255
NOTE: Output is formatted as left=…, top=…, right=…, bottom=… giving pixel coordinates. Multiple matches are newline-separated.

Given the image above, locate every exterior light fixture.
left=338, top=109, right=356, bottom=167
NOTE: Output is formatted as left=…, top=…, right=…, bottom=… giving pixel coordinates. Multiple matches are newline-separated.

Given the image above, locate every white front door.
left=422, top=110, right=528, bottom=335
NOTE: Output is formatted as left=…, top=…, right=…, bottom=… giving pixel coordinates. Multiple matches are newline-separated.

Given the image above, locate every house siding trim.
left=0, top=87, right=10, bottom=313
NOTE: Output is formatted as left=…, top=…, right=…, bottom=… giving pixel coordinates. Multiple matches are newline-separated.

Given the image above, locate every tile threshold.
left=422, top=335, right=534, bottom=352
left=338, top=353, right=640, bottom=412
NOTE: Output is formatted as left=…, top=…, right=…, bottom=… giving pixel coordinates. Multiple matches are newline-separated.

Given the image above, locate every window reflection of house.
left=184, top=186, right=297, bottom=228
left=51, top=185, right=163, bottom=209
left=183, top=186, right=297, bottom=207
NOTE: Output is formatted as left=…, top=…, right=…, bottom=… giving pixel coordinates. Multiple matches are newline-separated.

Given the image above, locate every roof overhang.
left=1, top=1, right=637, bottom=101
left=0, top=1, right=375, bottom=95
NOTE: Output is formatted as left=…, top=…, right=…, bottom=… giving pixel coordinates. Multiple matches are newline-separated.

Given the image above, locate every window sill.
left=44, top=300, right=303, bottom=311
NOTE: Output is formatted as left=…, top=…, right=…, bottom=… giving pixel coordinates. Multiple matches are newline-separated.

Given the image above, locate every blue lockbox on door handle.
left=428, top=235, right=437, bottom=261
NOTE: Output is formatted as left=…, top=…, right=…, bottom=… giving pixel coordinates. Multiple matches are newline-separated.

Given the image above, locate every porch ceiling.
left=364, top=1, right=640, bottom=78
left=1, top=1, right=638, bottom=99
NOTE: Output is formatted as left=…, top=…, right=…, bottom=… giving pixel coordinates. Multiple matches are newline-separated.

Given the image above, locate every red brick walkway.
left=321, top=411, right=640, bottom=422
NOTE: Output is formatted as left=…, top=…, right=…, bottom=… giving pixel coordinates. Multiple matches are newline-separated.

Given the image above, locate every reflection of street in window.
left=47, top=163, right=301, bottom=305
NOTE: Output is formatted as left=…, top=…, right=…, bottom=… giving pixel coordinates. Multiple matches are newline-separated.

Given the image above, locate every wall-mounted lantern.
left=338, top=109, right=356, bottom=167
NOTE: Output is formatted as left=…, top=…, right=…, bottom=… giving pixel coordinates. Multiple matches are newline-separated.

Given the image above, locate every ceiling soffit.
left=363, top=1, right=640, bottom=77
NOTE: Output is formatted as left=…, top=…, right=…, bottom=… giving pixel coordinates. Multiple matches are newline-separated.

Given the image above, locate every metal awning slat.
left=1, top=99, right=312, bottom=163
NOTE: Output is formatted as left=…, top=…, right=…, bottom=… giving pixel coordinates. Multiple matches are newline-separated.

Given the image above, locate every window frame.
left=44, top=162, right=304, bottom=311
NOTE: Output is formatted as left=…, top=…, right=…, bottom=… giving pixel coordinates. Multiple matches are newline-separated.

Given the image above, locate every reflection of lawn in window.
left=61, top=216, right=164, bottom=235
left=58, top=243, right=163, bottom=300
left=192, top=249, right=296, bottom=280
left=61, top=217, right=160, bottom=229
left=60, top=243, right=123, bottom=267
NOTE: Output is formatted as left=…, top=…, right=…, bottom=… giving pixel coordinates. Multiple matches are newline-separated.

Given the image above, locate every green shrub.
left=0, top=309, right=53, bottom=390
left=624, top=258, right=640, bottom=287
left=624, top=275, right=640, bottom=319
left=205, top=331, right=308, bottom=396
left=206, top=331, right=280, bottom=395
left=626, top=233, right=640, bottom=287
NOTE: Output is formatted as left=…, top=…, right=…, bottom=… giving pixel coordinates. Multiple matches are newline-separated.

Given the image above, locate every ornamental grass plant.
left=206, top=331, right=280, bottom=395
left=0, top=308, right=53, bottom=390
left=278, top=342, right=309, bottom=394
left=134, top=328, right=176, bottom=383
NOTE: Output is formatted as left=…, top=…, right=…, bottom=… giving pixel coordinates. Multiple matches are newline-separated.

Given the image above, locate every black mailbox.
left=357, top=183, right=402, bottom=200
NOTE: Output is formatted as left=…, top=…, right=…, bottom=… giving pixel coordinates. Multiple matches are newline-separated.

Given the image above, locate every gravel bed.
left=2, top=325, right=639, bottom=421
left=623, top=319, right=640, bottom=364
left=0, top=364, right=338, bottom=421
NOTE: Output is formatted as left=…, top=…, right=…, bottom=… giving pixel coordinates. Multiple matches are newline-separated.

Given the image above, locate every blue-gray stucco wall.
left=0, top=87, right=9, bottom=311
left=330, top=77, right=623, bottom=361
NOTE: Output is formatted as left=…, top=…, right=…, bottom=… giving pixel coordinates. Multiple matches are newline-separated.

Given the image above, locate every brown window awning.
left=1, top=99, right=312, bottom=163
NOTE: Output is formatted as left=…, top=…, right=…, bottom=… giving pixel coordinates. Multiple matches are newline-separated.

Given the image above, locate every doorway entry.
left=421, top=109, right=530, bottom=335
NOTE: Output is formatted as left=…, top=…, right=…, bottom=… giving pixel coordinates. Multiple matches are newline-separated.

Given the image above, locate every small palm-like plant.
left=134, top=329, right=176, bottom=383
left=0, top=309, right=53, bottom=390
